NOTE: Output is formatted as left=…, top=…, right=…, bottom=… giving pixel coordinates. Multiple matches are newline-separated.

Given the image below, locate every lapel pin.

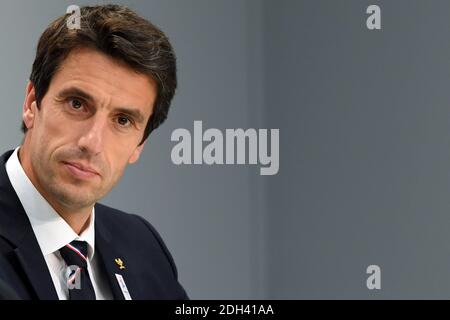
left=115, top=258, right=126, bottom=270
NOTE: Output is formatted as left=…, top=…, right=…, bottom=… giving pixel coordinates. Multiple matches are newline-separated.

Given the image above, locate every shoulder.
left=95, top=202, right=152, bottom=232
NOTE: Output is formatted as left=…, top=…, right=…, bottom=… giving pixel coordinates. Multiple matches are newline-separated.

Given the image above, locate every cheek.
left=35, top=106, right=66, bottom=140
left=43, top=109, right=68, bottom=133
left=30, top=122, right=53, bottom=159
left=43, top=110, right=82, bottom=146
left=115, top=144, right=139, bottom=167
left=103, top=145, right=130, bottom=177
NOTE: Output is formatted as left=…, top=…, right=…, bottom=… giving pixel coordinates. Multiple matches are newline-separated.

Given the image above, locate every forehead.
left=48, top=47, right=157, bottom=116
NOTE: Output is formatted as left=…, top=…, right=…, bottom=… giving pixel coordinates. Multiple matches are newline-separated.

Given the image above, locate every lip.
left=62, top=161, right=100, bottom=179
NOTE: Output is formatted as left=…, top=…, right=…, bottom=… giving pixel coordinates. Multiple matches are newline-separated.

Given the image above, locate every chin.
left=50, top=185, right=95, bottom=208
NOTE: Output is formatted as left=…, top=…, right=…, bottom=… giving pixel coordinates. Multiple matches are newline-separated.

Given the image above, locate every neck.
left=18, top=144, right=92, bottom=235
left=55, top=207, right=92, bottom=235
left=43, top=198, right=92, bottom=235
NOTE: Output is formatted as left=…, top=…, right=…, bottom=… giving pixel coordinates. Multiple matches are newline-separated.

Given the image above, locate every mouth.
left=62, top=161, right=100, bottom=180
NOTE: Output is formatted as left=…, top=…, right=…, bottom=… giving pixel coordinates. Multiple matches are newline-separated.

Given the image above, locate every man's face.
left=22, top=47, right=156, bottom=210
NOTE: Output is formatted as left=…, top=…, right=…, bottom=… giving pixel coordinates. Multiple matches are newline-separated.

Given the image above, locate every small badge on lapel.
left=115, top=258, right=126, bottom=270
left=115, top=273, right=132, bottom=300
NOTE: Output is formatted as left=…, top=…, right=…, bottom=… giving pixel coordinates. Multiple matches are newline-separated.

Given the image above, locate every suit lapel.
left=13, top=232, right=58, bottom=300
left=95, top=207, right=137, bottom=300
left=0, top=150, right=58, bottom=299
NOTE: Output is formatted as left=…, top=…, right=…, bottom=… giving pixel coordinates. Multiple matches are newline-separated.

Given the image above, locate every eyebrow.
left=57, top=87, right=95, bottom=103
left=114, top=107, right=146, bottom=124
left=56, top=87, right=147, bottom=124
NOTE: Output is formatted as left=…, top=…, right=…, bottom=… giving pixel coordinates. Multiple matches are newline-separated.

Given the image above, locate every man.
left=0, top=4, right=188, bottom=300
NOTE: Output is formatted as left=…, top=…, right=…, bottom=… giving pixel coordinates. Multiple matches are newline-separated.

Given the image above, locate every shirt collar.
left=5, top=146, right=95, bottom=259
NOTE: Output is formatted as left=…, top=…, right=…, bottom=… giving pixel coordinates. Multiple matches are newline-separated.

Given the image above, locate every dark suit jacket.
left=0, top=149, right=189, bottom=300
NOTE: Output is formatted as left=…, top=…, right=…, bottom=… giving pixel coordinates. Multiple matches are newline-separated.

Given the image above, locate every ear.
left=128, top=141, right=146, bottom=164
left=22, top=81, right=38, bottom=130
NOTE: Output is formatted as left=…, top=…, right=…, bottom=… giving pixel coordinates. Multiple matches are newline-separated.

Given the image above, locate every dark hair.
left=23, top=4, right=177, bottom=145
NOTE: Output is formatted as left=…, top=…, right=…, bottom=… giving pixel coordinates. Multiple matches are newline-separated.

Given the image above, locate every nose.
left=77, top=114, right=107, bottom=156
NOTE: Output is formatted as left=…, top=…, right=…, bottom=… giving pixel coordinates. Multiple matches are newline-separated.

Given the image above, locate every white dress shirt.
left=5, top=146, right=113, bottom=300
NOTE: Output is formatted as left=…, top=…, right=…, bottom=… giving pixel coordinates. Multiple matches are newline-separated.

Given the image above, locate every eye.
left=117, top=116, right=132, bottom=127
left=69, top=98, right=84, bottom=110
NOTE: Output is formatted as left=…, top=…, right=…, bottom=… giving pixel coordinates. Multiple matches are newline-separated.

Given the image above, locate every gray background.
left=0, top=0, right=449, bottom=299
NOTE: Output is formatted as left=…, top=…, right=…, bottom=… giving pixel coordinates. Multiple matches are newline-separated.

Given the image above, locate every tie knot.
left=59, top=240, right=89, bottom=267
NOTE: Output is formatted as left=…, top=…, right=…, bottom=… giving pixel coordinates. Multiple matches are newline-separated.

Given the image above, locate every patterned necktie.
left=59, top=240, right=96, bottom=300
